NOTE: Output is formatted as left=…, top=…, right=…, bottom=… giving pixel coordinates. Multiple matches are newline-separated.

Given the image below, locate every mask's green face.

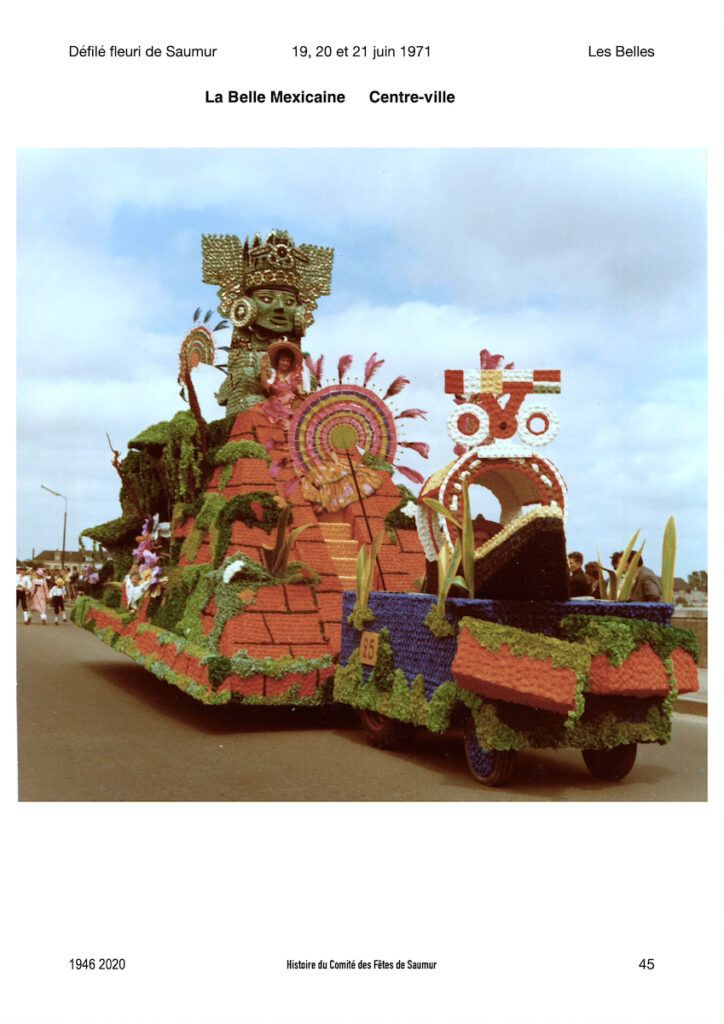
left=252, top=288, right=299, bottom=334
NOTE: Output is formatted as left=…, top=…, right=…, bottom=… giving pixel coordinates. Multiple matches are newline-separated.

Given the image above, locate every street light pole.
left=41, top=485, right=68, bottom=571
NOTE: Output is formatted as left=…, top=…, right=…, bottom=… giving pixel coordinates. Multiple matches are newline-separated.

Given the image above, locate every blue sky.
left=17, top=148, right=707, bottom=576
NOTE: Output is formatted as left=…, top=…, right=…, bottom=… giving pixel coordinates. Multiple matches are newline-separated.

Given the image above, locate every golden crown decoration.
left=202, top=229, right=334, bottom=329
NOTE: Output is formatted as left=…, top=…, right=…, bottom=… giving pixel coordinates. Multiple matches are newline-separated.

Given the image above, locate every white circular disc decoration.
left=447, top=403, right=490, bottom=447
left=229, top=296, right=256, bottom=328
left=518, top=404, right=559, bottom=447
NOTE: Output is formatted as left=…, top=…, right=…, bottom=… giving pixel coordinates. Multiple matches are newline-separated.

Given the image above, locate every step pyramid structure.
left=75, top=405, right=426, bottom=706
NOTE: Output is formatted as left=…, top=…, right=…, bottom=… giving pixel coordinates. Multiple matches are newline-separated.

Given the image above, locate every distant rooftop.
left=20, top=549, right=106, bottom=566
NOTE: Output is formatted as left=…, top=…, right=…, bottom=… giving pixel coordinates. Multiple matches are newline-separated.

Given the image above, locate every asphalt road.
left=16, top=612, right=707, bottom=801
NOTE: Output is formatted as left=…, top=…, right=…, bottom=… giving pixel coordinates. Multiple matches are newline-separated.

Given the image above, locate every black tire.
left=582, top=743, right=637, bottom=781
left=464, top=719, right=516, bottom=786
left=358, top=709, right=414, bottom=750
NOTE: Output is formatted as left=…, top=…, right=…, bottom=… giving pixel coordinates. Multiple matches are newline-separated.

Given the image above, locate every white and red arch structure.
left=416, top=363, right=567, bottom=561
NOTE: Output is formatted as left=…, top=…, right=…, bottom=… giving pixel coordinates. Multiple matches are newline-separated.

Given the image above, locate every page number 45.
left=638, top=958, right=655, bottom=970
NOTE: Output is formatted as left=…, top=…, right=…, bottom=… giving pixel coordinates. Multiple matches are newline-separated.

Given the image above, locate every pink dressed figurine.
left=258, top=340, right=305, bottom=429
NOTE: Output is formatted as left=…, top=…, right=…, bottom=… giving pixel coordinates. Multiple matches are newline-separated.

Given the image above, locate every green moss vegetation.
left=347, top=606, right=375, bottom=631
left=367, top=628, right=395, bottom=691
left=205, top=416, right=233, bottom=452
left=424, top=605, right=455, bottom=638
left=74, top=403, right=329, bottom=703
left=149, top=565, right=195, bottom=631
left=120, top=448, right=167, bottom=514
left=162, top=411, right=204, bottom=504
left=333, top=630, right=458, bottom=734
left=71, top=595, right=133, bottom=629
left=203, top=650, right=332, bottom=689
left=204, top=555, right=311, bottom=651
left=210, top=440, right=271, bottom=466
left=347, top=530, right=384, bottom=630
left=110, top=631, right=230, bottom=705
left=424, top=542, right=465, bottom=638
left=75, top=589, right=330, bottom=703
left=174, top=564, right=217, bottom=646
left=84, top=409, right=227, bottom=570
left=71, top=594, right=92, bottom=627
left=181, top=477, right=286, bottom=569
left=125, top=411, right=213, bottom=511
left=333, top=620, right=672, bottom=750
left=179, top=493, right=222, bottom=563
left=361, top=452, right=394, bottom=473
left=146, top=551, right=322, bottom=684
left=385, top=485, right=416, bottom=523
left=214, top=492, right=282, bottom=567
left=561, top=614, right=697, bottom=730
left=103, top=587, right=122, bottom=609
left=172, top=495, right=206, bottom=525
left=383, top=484, right=417, bottom=544
left=456, top=687, right=671, bottom=751
left=459, top=617, right=591, bottom=676
left=459, top=617, right=591, bottom=731
left=81, top=515, right=140, bottom=550
left=128, top=419, right=172, bottom=451
left=561, top=614, right=698, bottom=666
left=238, top=682, right=331, bottom=707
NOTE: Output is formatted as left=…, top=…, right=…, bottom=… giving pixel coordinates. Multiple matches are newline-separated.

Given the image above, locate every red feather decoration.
left=363, top=352, right=385, bottom=386
left=395, top=464, right=425, bottom=485
left=395, top=408, right=427, bottom=420
left=480, top=349, right=506, bottom=369
left=383, top=375, right=410, bottom=400
left=337, top=354, right=353, bottom=383
left=304, top=354, right=324, bottom=381
left=399, top=441, right=430, bottom=459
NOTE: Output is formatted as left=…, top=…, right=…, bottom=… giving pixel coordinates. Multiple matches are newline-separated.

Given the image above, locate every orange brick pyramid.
left=169, top=405, right=425, bottom=697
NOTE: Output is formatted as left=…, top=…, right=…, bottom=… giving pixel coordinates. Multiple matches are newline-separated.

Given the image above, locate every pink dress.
left=258, top=368, right=303, bottom=428
left=30, top=577, right=49, bottom=613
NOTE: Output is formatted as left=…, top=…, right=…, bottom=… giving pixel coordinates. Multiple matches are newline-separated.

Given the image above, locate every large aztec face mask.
left=250, top=287, right=301, bottom=335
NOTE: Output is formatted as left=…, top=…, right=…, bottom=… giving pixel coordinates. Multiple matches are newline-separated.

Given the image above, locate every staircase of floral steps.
left=317, top=520, right=360, bottom=588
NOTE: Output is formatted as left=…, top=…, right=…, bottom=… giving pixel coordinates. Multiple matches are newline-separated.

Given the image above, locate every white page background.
left=4, top=2, right=722, bottom=1022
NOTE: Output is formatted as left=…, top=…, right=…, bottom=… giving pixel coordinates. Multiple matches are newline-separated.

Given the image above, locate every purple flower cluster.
left=125, top=514, right=172, bottom=609
left=132, top=514, right=171, bottom=583
left=80, top=564, right=100, bottom=586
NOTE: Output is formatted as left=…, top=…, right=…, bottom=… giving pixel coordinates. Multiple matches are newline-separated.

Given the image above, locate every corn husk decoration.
left=261, top=505, right=314, bottom=578
left=661, top=516, right=676, bottom=603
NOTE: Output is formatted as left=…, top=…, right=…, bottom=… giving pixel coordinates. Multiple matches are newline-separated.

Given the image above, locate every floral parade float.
left=74, top=230, right=426, bottom=706
left=73, top=228, right=699, bottom=786
left=337, top=353, right=699, bottom=783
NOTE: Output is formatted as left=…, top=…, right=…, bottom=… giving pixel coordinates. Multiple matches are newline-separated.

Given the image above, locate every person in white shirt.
left=16, top=568, right=32, bottom=624
left=49, top=577, right=67, bottom=624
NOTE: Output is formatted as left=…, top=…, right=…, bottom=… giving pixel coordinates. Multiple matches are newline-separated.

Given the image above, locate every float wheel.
left=464, top=719, right=516, bottom=786
left=582, top=743, right=637, bottom=781
left=358, top=710, right=414, bottom=750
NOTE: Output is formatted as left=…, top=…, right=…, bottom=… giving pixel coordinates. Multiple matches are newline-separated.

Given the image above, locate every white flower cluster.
left=447, top=404, right=490, bottom=447
left=517, top=404, right=559, bottom=447
left=222, top=558, right=247, bottom=584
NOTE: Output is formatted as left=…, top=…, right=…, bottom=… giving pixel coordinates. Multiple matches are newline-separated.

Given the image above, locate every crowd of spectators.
left=567, top=550, right=662, bottom=601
